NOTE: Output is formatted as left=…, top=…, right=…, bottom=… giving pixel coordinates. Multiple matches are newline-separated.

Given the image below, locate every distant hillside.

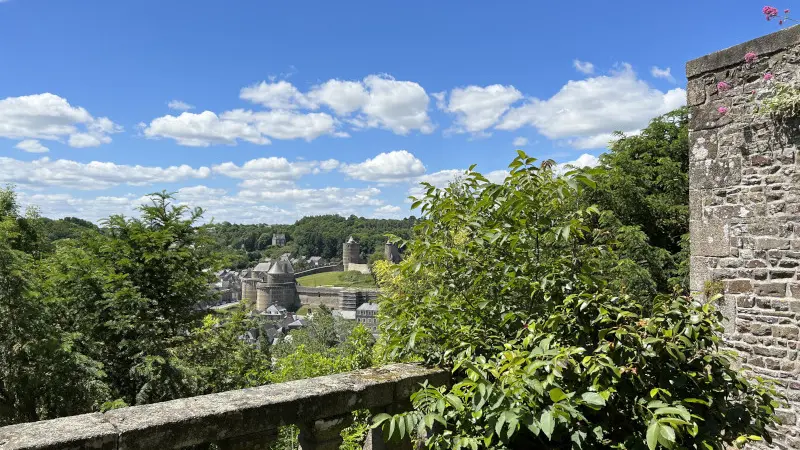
left=38, top=216, right=100, bottom=243
left=206, top=214, right=416, bottom=269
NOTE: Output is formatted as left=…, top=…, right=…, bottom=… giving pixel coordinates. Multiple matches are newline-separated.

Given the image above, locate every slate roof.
left=268, top=259, right=294, bottom=275
left=253, top=262, right=272, bottom=273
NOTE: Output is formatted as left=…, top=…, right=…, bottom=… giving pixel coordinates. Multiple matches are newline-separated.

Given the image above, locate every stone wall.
left=295, top=263, right=344, bottom=278
left=297, top=286, right=380, bottom=311
left=687, top=25, right=800, bottom=448
left=0, top=363, right=448, bottom=450
left=346, top=263, right=371, bottom=275
left=297, top=286, right=343, bottom=309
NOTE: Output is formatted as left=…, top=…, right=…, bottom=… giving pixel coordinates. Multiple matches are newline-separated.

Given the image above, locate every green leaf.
left=549, top=388, right=567, bottom=402
left=445, top=393, right=464, bottom=411
left=540, top=410, right=555, bottom=439
left=581, top=392, right=606, bottom=406
left=371, top=413, right=392, bottom=428
left=397, top=414, right=406, bottom=439
left=495, top=412, right=506, bottom=438
left=646, top=420, right=660, bottom=450
left=659, top=423, right=676, bottom=444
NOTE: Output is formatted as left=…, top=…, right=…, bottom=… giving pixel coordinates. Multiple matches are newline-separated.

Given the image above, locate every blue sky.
left=0, top=0, right=785, bottom=223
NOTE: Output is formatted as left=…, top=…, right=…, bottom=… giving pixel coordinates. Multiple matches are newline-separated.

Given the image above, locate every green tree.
left=175, top=302, right=271, bottom=394
left=40, top=192, right=223, bottom=406
left=373, top=153, right=781, bottom=450
left=0, top=187, right=109, bottom=425
left=588, top=108, right=689, bottom=292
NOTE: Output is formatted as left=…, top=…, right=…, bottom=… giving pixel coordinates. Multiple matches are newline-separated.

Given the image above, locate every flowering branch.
left=763, top=5, right=796, bottom=25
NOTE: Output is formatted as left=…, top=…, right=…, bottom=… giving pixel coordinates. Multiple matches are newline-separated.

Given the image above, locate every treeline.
left=209, top=215, right=417, bottom=269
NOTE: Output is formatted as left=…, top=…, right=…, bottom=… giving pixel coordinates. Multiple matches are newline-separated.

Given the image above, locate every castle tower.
left=241, top=278, right=259, bottom=307
left=342, top=236, right=361, bottom=271
left=256, top=259, right=299, bottom=311
left=384, top=239, right=401, bottom=264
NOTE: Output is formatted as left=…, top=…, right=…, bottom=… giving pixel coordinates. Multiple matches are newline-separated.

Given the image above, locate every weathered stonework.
left=687, top=24, right=800, bottom=449
left=0, top=363, right=448, bottom=450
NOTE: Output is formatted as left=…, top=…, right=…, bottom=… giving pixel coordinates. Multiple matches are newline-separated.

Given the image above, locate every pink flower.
left=718, top=106, right=729, bottom=115
left=786, top=9, right=791, bottom=13
left=764, top=72, right=774, bottom=81
left=717, top=81, right=731, bottom=91
left=745, top=52, right=758, bottom=63
left=780, top=20, right=784, bottom=25
left=763, top=6, right=779, bottom=20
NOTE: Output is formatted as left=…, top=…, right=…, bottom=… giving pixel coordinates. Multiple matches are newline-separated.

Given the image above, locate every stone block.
left=100, top=364, right=447, bottom=450
left=0, top=413, right=117, bottom=450
left=754, top=282, right=787, bottom=297
left=687, top=78, right=707, bottom=107
left=773, top=325, right=800, bottom=340
left=690, top=219, right=729, bottom=257
left=690, top=129, right=717, bottom=161
left=689, top=102, right=733, bottom=131
left=725, top=279, right=753, bottom=294
left=755, top=238, right=791, bottom=251
left=689, top=158, right=742, bottom=189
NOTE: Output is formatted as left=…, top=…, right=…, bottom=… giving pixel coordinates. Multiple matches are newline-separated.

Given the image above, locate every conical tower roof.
left=268, top=259, right=294, bottom=275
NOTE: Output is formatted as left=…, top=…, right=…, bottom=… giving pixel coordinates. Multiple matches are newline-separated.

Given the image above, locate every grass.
left=296, top=270, right=377, bottom=288
left=297, top=305, right=322, bottom=316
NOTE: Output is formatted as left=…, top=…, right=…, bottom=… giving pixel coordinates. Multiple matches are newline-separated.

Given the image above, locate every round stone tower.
left=241, top=278, right=259, bottom=307
left=384, top=239, right=401, bottom=264
left=256, top=259, right=298, bottom=311
left=342, top=236, right=361, bottom=271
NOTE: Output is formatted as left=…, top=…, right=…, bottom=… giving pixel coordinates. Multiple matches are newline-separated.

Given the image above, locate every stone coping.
left=0, top=363, right=448, bottom=450
left=686, top=24, right=800, bottom=79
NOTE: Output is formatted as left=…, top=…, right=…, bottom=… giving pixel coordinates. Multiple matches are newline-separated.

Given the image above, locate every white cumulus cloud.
left=650, top=66, right=676, bottom=83
left=339, top=150, right=426, bottom=183
left=556, top=153, right=601, bottom=173
left=211, top=157, right=322, bottom=181
left=441, top=85, right=522, bottom=135
left=143, top=111, right=270, bottom=147
left=496, top=64, right=685, bottom=149
left=0, top=157, right=210, bottom=190
left=15, top=139, right=49, bottom=153
left=513, top=137, right=528, bottom=147
left=240, top=80, right=315, bottom=110
left=0, top=93, right=121, bottom=148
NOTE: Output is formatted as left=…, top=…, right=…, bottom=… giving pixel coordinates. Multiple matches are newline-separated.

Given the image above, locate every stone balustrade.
left=0, top=363, right=448, bottom=450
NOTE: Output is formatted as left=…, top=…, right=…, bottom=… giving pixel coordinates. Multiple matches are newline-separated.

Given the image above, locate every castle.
left=240, top=259, right=300, bottom=311
left=240, top=236, right=400, bottom=313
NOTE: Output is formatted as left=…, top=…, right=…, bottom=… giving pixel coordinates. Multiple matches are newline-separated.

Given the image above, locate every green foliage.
left=760, top=82, right=800, bottom=118
left=39, top=192, right=223, bottom=405
left=37, top=216, right=99, bottom=244
left=374, top=153, right=782, bottom=449
left=590, top=108, right=689, bottom=293
left=269, top=307, right=375, bottom=382
left=377, top=293, right=781, bottom=449
left=0, top=187, right=110, bottom=425
left=292, top=214, right=415, bottom=260
left=175, top=302, right=271, bottom=394
left=206, top=215, right=415, bottom=266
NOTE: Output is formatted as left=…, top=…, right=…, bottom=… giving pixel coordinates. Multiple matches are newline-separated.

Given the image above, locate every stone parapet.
left=0, top=364, right=448, bottom=450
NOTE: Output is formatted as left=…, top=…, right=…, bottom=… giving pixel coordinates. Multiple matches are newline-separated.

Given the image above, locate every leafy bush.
left=373, top=153, right=782, bottom=449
